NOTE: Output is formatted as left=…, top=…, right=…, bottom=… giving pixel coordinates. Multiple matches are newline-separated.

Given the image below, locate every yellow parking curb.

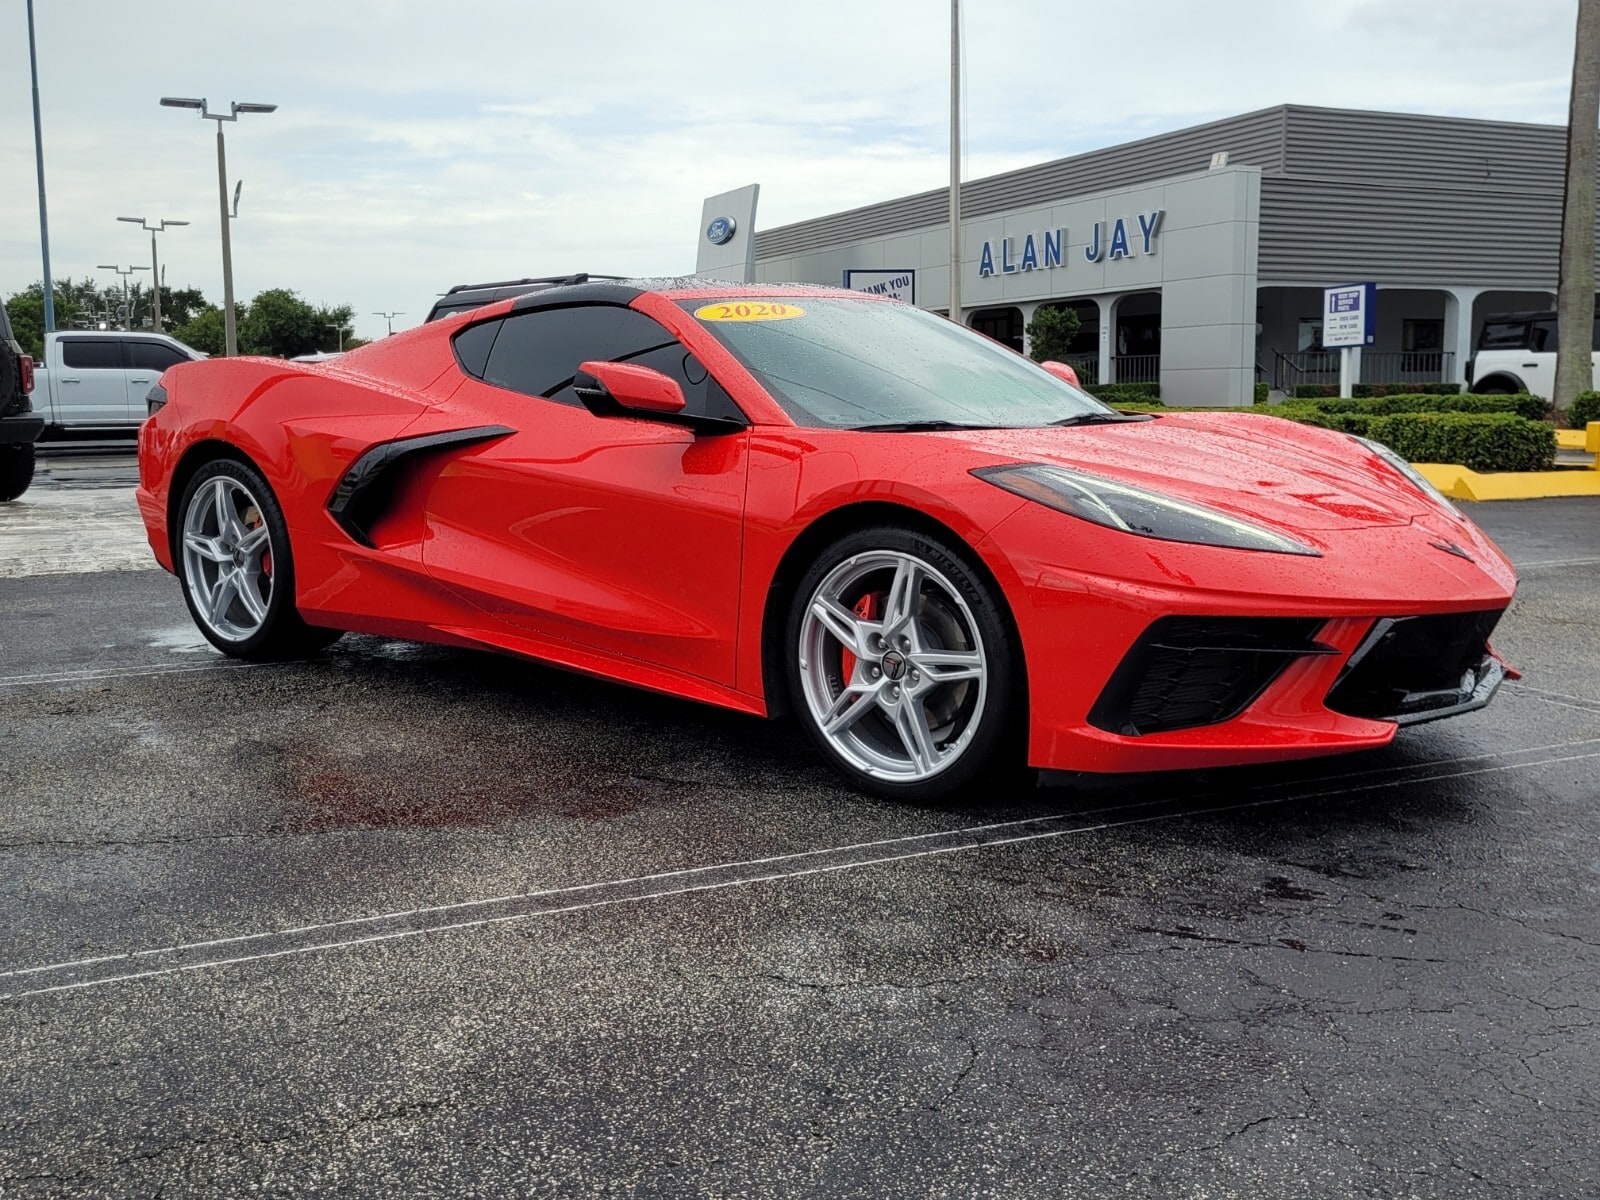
left=1556, top=429, right=1588, bottom=451
left=1412, top=463, right=1600, bottom=501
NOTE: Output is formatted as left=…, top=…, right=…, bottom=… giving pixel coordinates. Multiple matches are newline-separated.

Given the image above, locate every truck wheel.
left=0, top=444, right=35, bottom=502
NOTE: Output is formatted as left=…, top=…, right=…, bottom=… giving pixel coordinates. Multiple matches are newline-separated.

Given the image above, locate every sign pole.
left=1340, top=347, right=1353, bottom=398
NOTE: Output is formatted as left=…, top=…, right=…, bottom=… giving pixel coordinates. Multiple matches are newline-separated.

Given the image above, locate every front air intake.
left=1089, top=616, right=1335, bottom=736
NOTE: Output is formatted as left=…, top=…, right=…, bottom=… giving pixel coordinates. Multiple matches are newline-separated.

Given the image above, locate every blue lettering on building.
left=1108, top=218, right=1131, bottom=260
left=1137, top=210, right=1162, bottom=253
left=976, top=211, right=1163, bottom=277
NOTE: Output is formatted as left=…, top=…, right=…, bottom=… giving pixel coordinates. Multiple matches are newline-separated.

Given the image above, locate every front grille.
left=1325, top=609, right=1505, bottom=723
left=1089, top=616, right=1333, bottom=736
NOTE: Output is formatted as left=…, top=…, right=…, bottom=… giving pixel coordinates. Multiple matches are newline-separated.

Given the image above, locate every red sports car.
left=136, top=279, right=1517, bottom=799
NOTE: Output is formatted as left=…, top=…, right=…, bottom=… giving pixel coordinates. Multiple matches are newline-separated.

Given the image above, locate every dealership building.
left=703, top=105, right=1580, bottom=407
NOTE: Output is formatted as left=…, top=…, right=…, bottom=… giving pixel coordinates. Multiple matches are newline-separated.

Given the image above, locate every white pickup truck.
left=1467, top=310, right=1599, bottom=397
left=32, top=330, right=204, bottom=434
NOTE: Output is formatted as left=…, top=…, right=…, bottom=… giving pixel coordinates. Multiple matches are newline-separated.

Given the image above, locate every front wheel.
left=786, top=525, right=1022, bottom=800
left=0, top=444, right=36, bottom=502
left=176, top=458, right=342, bottom=659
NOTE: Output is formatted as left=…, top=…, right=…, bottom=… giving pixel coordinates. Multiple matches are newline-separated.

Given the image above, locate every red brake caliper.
left=839, top=593, right=882, bottom=681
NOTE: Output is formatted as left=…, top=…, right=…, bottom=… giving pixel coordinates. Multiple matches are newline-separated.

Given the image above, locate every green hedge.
left=1085, top=382, right=1160, bottom=402
left=1106, top=404, right=1555, bottom=472
left=1291, top=382, right=1464, bottom=399
left=1282, top=392, right=1550, bottom=421
left=1254, top=382, right=1269, bottom=404
left=1567, top=391, right=1600, bottom=429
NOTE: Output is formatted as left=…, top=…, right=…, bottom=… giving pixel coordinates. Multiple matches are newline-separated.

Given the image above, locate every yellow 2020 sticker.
left=694, top=301, right=806, bottom=322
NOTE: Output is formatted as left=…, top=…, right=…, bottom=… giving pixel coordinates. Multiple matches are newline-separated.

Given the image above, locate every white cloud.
left=0, top=0, right=1581, bottom=341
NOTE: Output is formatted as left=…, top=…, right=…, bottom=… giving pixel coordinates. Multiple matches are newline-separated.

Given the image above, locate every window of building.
left=967, top=307, right=1024, bottom=353
left=1401, top=319, right=1443, bottom=353
left=1296, top=319, right=1324, bottom=353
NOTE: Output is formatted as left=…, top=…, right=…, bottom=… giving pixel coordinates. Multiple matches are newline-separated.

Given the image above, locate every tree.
left=1556, top=0, right=1600, bottom=412
left=237, top=289, right=356, bottom=358
left=1025, top=304, right=1083, bottom=363
left=175, top=306, right=228, bottom=356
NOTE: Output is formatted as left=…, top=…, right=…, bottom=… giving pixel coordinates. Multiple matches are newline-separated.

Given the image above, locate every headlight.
left=973, top=463, right=1320, bottom=556
left=1351, top=435, right=1461, bottom=517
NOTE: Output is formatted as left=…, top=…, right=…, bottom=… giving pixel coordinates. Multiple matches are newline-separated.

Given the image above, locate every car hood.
left=944, top=412, right=1436, bottom=532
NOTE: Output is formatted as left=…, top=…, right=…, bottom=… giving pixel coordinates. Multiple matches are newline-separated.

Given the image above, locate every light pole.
left=324, top=322, right=349, bottom=352
left=97, top=264, right=150, bottom=330
left=373, top=311, right=404, bottom=337
left=26, top=0, right=55, bottom=332
left=117, top=216, right=188, bottom=331
left=160, top=97, right=277, bottom=357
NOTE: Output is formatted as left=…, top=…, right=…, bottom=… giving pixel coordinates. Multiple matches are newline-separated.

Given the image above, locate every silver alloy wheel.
left=181, top=475, right=274, bottom=643
left=798, top=549, right=988, bottom=783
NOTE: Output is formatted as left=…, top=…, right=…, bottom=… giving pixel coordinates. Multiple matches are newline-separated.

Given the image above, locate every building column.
left=1017, top=302, right=1040, bottom=357
left=1096, top=295, right=1116, bottom=385
left=1442, top=286, right=1482, bottom=388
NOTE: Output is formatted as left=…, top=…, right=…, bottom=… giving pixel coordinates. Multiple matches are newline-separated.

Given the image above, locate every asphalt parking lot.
left=3, top=450, right=1599, bottom=1198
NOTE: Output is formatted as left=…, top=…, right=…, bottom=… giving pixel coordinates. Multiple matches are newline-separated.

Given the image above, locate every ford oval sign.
left=705, top=216, right=737, bottom=246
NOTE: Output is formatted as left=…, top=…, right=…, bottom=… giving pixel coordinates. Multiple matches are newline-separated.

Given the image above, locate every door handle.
left=1523, top=362, right=1538, bottom=368
left=61, top=377, right=81, bottom=384
left=128, top=376, right=153, bottom=383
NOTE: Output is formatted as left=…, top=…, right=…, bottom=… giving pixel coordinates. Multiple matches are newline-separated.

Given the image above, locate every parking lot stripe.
left=1511, top=555, right=1600, bottom=570
left=0, top=660, right=275, bottom=688
left=4, top=744, right=1597, bottom=1003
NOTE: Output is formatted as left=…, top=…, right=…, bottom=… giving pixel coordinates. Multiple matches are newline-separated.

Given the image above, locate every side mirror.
left=574, top=360, right=686, bottom=416
left=1040, top=360, right=1081, bottom=387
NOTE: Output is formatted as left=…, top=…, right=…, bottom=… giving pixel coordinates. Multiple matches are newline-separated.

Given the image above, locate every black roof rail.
left=443, top=274, right=627, bottom=295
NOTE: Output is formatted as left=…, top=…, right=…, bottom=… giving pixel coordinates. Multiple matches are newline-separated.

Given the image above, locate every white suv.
left=1468, top=310, right=1598, bottom=397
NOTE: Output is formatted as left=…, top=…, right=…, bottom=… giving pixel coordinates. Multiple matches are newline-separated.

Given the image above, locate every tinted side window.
left=126, top=341, right=189, bottom=371
left=1529, top=319, right=1557, bottom=352
left=453, top=319, right=503, bottom=378
left=61, top=340, right=122, bottom=370
left=483, top=305, right=744, bottom=422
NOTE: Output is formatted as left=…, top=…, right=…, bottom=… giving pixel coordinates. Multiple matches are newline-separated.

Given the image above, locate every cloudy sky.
left=0, top=0, right=1582, bottom=343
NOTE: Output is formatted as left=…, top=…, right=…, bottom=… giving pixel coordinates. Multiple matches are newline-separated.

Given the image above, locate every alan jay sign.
left=978, top=210, right=1164, bottom=278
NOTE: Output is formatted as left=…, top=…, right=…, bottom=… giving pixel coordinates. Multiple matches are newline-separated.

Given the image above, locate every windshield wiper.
left=850, top=420, right=1001, bottom=433
left=1049, top=411, right=1153, bottom=427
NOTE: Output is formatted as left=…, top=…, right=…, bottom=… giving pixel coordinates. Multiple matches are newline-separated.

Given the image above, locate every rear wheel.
left=0, top=444, right=35, bottom=502
left=176, top=458, right=342, bottom=659
left=786, top=525, right=1021, bottom=800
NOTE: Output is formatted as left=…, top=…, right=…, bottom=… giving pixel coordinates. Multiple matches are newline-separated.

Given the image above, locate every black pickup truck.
left=0, top=304, right=43, bottom=501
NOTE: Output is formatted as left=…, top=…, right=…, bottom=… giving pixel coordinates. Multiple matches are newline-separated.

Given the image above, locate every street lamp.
left=117, top=216, right=188, bottom=331
left=97, top=264, right=150, bottom=330
left=160, top=96, right=277, bottom=357
left=324, top=322, right=350, bottom=352
left=373, top=311, right=404, bottom=337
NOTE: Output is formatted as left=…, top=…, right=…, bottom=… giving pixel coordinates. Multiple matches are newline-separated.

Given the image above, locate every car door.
left=123, top=339, right=192, bottom=421
left=54, top=338, right=127, bottom=425
left=419, top=303, right=751, bottom=686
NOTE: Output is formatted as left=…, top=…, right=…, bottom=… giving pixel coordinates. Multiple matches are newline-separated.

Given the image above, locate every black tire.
left=1473, top=379, right=1518, bottom=395
left=175, top=457, right=342, bottom=659
left=0, top=444, right=35, bottom=502
left=784, top=524, right=1024, bottom=801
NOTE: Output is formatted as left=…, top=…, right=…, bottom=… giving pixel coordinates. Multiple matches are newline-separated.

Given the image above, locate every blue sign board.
left=1322, top=283, right=1376, bottom=348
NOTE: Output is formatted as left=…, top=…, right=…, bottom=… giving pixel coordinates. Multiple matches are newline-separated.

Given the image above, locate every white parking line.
left=1512, top=556, right=1600, bottom=570
left=5, top=742, right=1597, bottom=1003
left=0, top=660, right=269, bottom=688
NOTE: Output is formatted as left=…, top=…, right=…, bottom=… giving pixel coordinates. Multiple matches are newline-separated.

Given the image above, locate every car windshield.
left=681, top=297, right=1114, bottom=429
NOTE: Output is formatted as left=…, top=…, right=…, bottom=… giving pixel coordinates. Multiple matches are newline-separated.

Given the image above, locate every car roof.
left=425, top=274, right=630, bottom=322
left=1481, top=311, right=1556, bottom=322
left=428, top=276, right=882, bottom=322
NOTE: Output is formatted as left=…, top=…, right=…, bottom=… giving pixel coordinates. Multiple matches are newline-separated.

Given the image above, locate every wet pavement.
left=2, top=454, right=1599, bottom=1198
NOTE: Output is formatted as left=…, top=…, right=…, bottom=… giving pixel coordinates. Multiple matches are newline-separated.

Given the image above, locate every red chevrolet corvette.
left=136, top=279, right=1517, bottom=798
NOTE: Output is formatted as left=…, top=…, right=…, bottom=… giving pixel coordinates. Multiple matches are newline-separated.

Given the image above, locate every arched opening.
left=1113, top=292, right=1161, bottom=383
left=967, top=306, right=1024, bottom=353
